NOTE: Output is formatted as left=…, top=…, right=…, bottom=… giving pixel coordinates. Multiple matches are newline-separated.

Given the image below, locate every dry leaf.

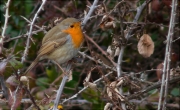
left=0, top=59, right=7, bottom=75
left=104, top=103, right=112, bottom=110
left=114, top=47, right=120, bottom=57
left=67, top=70, right=72, bottom=82
left=125, top=0, right=139, bottom=9
left=8, top=88, right=24, bottom=110
left=6, top=75, right=19, bottom=91
left=100, top=15, right=115, bottom=30
left=170, top=67, right=180, bottom=77
left=106, top=87, right=112, bottom=99
left=95, top=5, right=105, bottom=15
left=107, top=46, right=114, bottom=57
left=84, top=72, right=91, bottom=82
left=156, top=63, right=163, bottom=80
left=137, top=34, right=154, bottom=58
left=83, top=82, right=97, bottom=90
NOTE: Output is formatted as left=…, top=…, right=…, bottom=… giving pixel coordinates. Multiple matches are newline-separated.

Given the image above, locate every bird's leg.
left=53, top=61, right=65, bottom=73
left=63, top=61, right=73, bottom=78
left=54, top=61, right=70, bottom=79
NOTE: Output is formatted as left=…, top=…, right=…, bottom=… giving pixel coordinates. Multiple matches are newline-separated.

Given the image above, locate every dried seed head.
left=137, top=34, right=154, bottom=58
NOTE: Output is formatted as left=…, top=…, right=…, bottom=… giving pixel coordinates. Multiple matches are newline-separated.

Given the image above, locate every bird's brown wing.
left=25, top=38, right=66, bottom=74
left=42, top=24, right=68, bottom=44
left=37, top=38, right=67, bottom=58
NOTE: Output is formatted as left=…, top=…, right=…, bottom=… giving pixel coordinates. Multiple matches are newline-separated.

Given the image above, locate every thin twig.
left=84, top=34, right=116, bottom=66
left=158, top=0, right=178, bottom=109
left=24, top=87, right=40, bottom=110
left=62, top=71, right=113, bottom=104
left=4, top=29, right=44, bottom=43
left=79, top=51, right=117, bottom=72
left=128, top=76, right=180, bottom=100
left=20, top=15, right=45, bottom=30
left=0, top=99, right=32, bottom=104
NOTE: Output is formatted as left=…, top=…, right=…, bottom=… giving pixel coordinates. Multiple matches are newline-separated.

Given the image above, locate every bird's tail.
left=24, top=58, right=39, bottom=74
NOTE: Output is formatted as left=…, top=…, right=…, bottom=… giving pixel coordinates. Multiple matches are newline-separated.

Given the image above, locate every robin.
left=25, top=18, right=84, bottom=74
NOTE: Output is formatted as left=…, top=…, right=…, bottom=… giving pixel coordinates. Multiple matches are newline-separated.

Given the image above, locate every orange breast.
left=63, top=22, right=84, bottom=48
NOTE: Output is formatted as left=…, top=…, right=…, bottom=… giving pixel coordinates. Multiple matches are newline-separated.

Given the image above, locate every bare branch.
left=0, top=0, right=11, bottom=53
left=158, top=0, right=178, bottom=109
left=4, top=29, right=44, bottom=43
left=82, top=0, right=99, bottom=28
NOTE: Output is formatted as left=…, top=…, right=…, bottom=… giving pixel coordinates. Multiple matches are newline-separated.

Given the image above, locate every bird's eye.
left=70, top=25, right=74, bottom=28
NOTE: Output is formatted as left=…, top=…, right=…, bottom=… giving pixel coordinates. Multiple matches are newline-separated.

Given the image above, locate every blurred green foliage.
left=0, top=0, right=179, bottom=110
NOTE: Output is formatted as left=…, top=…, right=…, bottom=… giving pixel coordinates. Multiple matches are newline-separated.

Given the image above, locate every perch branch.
left=53, top=0, right=99, bottom=110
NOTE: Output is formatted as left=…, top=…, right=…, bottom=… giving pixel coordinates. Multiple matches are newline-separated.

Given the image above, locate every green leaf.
left=36, top=77, right=49, bottom=89
left=171, top=88, right=180, bottom=96
left=9, top=58, right=23, bottom=69
left=46, top=67, right=59, bottom=82
left=82, top=88, right=99, bottom=104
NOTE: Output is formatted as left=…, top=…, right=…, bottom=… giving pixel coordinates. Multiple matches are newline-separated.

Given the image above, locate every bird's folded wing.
left=37, top=38, right=67, bottom=57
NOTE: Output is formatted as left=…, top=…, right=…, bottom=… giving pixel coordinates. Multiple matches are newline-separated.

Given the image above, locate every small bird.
left=25, top=18, right=84, bottom=74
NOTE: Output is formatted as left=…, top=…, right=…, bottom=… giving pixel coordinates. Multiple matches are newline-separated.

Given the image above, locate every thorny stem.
left=158, top=0, right=178, bottom=109
left=21, top=0, right=46, bottom=64
left=0, top=0, right=11, bottom=41
left=12, top=0, right=46, bottom=110
left=0, top=0, right=11, bottom=106
left=0, top=0, right=11, bottom=53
